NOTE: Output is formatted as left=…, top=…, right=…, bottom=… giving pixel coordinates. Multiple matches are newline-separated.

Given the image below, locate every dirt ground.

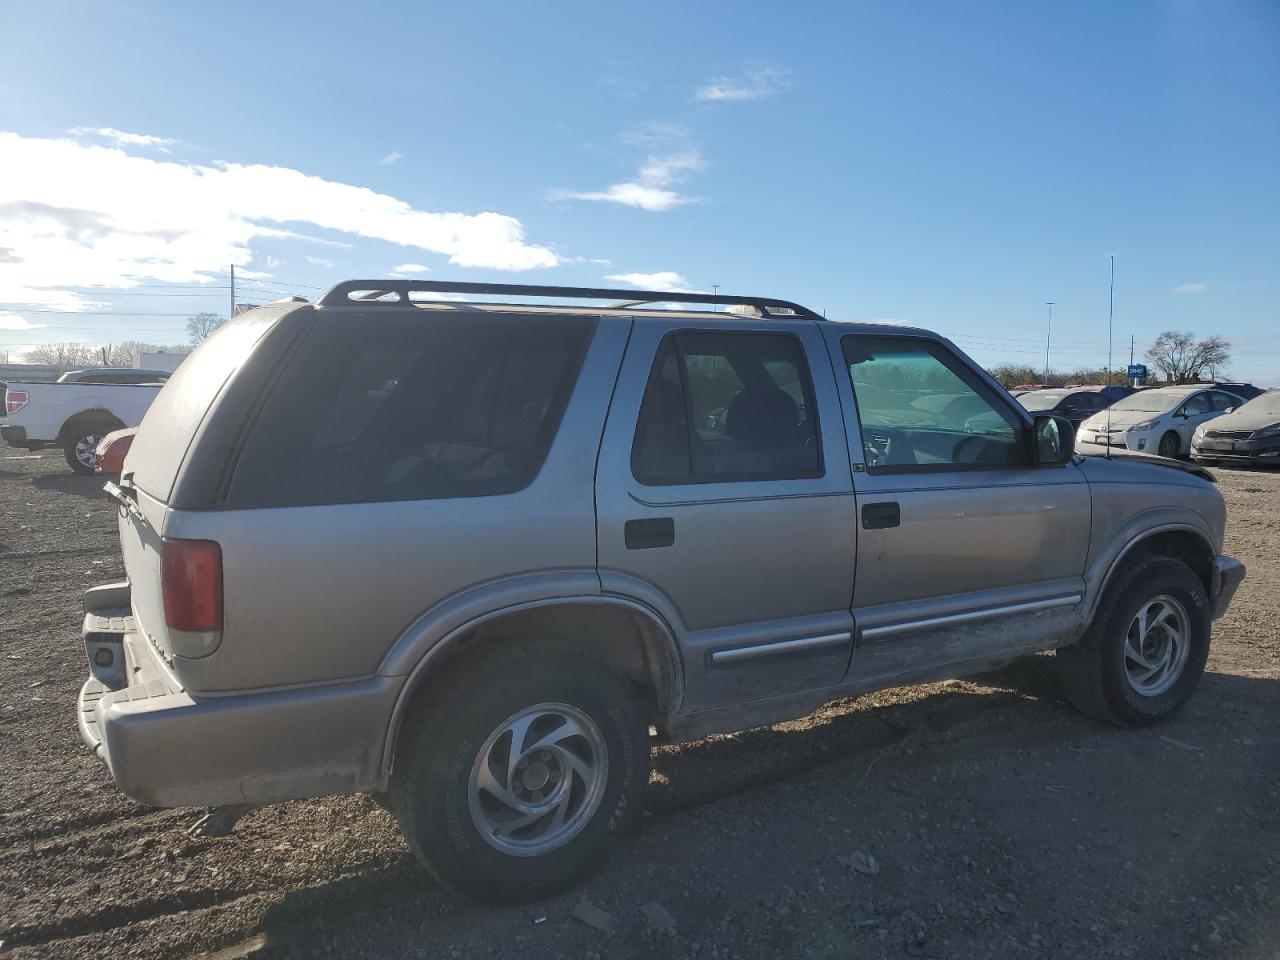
left=1, top=450, right=1277, bottom=960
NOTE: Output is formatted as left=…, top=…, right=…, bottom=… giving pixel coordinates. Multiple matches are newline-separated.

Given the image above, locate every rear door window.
left=631, top=330, right=821, bottom=484
left=226, top=312, right=594, bottom=508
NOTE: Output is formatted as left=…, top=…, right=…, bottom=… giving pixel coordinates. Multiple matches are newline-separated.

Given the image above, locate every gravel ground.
left=1, top=450, right=1277, bottom=960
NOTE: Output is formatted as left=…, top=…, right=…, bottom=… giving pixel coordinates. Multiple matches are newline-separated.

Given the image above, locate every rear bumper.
left=78, top=583, right=399, bottom=807
left=1210, top=556, right=1246, bottom=621
left=2, top=423, right=31, bottom=447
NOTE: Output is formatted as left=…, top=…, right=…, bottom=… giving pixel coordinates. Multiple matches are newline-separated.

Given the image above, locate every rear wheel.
left=1157, top=431, right=1181, bottom=459
left=63, top=426, right=112, bottom=475
left=1058, top=555, right=1210, bottom=726
left=391, top=643, right=650, bottom=903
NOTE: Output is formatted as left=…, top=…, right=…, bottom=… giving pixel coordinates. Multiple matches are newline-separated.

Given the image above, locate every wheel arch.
left=57, top=405, right=126, bottom=443
left=1089, top=521, right=1216, bottom=618
left=379, top=594, right=684, bottom=782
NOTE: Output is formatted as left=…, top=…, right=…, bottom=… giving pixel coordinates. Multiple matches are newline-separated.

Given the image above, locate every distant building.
left=133, top=351, right=187, bottom=373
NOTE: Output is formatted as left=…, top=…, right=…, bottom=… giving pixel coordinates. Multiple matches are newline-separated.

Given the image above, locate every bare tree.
left=1146, top=331, right=1231, bottom=383
left=21, top=342, right=100, bottom=373
left=186, top=311, right=226, bottom=345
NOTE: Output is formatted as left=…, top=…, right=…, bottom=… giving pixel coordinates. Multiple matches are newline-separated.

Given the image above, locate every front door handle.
left=862, top=502, right=901, bottom=530
left=625, top=517, right=675, bottom=550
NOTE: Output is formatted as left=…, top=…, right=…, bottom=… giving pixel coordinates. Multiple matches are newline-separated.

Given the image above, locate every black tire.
left=1058, top=555, right=1210, bottom=726
left=391, top=643, right=650, bottom=904
left=1157, top=431, right=1181, bottom=459
left=63, top=424, right=114, bottom=475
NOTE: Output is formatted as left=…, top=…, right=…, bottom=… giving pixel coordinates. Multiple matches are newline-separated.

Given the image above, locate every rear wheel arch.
left=382, top=597, right=682, bottom=780
left=58, top=407, right=126, bottom=443
left=58, top=409, right=126, bottom=474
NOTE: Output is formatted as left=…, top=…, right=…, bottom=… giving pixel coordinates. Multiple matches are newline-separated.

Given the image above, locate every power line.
left=8, top=311, right=213, bottom=317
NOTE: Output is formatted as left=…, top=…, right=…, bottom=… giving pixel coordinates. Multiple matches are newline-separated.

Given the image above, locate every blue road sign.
left=1127, top=364, right=1148, bottom=379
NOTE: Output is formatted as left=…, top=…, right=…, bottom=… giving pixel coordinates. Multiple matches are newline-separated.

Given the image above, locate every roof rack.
left=316, top=279, right=823, bottom=321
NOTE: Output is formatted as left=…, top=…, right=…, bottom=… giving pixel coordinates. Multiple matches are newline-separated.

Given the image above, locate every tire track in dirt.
left=5, top=681, right=1055, bottom=956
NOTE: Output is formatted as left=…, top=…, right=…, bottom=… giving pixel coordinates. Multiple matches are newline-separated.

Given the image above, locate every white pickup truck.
left=3, top=369, right=169, bottom=474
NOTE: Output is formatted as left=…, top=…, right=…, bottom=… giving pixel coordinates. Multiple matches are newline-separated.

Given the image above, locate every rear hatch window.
left=226, top=311, right=594, bottom=508
left=127, top=311, right=281, bottom=501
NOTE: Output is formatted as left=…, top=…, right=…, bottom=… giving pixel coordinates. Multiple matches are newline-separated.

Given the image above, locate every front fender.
left=1083, top=510, right=1217, bottom=619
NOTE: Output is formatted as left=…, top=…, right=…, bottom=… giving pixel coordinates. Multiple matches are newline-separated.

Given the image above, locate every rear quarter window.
left=127, top=310, right=282, bottom=501
left=225, top=311, right=595, bottom=508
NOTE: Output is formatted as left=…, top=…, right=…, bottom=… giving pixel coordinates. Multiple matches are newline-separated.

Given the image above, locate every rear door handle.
left=625, top=517, right=675, bottom=550
left=862, top=502, right=900, bottom=530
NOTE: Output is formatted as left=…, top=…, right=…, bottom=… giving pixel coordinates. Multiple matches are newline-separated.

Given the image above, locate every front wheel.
left=1157, top=431, right=1182, bottom=459
left=391, top=643, right=650, bottom=903
left=1058, top=555, right=1210, bottom=726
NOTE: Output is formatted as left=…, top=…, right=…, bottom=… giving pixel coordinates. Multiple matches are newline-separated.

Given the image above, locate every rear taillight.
left=5, top=389, right=28, bottom=414
left=96, top=431, right=135, bottom=475
left=161, top=538, right=223, bottom=633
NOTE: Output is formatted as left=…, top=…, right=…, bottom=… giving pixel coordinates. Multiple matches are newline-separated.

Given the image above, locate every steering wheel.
left=952, top=435, right=988, bottom=464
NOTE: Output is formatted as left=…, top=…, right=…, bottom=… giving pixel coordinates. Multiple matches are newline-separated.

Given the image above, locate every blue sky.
left=0, top=1, right=1277, bottom=382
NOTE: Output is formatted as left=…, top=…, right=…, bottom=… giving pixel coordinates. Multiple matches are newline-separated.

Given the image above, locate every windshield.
left=1017, top=391, right=1068, bottom=412
left=1110, top=389, right=1196, bottom=413
left=1240, top=390, right=1280, bottom=416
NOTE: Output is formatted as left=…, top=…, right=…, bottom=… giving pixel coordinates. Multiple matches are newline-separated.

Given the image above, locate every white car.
left=1076, top=385, right=1244, bottom=458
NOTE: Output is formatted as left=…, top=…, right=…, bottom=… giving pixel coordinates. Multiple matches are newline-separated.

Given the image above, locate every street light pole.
left=1044, top=302, right=1054, bottom=383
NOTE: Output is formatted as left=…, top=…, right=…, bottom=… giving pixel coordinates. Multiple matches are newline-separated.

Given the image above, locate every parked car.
left=2, top=378, right=167, bottom=474
left=1191, top=388, right=1280, bottom=467
left=1075, top=384, right=1244, bottom=457
left=57, top=367, right=171, bottom=385
left=1209, top=380, right=1263, bottom=402
left=78, top=280, right=1244, bottom=904
left=1016, top=386, right=1124, bottom=430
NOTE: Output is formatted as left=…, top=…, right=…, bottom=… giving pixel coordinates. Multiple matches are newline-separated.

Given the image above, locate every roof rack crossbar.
left=317, top=279, right=822, bottom=321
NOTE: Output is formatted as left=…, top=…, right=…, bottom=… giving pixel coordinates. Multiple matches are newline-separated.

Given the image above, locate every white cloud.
left=560, top=147, right=704, bottom=212
left=70, top=127, right=178, bottom=153
left=1173, top=282, right=1207, bottom=295
left=306, top=255, right=336, bottom=268
left=0, top=131, right=561, bottom=311
left=261, top=254, right=282, bottom=270
left=380, top=150, right=403, bottom=165
left=392, top=263, right=430, bottom=274
left=694, top=68, right=789, bottom=102
left=606, top=271, right=692, bottom=291
left=0, top=311, right=45, bottom=330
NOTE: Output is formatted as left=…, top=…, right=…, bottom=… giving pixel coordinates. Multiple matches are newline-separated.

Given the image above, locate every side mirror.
left=1033, top=414, right=1076, bottom=466
left=1225, top=407, right=1236, bottom=414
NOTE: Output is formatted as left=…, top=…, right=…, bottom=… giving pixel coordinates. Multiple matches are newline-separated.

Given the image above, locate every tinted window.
left=1069, top=393, right=1103, bottom=412
left=843, top=336, right=1025, bottom=471
left=227, top=313, right=593, bottom=507
left=128, top=310, right=280, bottom=501
left=1208, top=391, right=1237, bottom=411
left=632, top=331, right=820, bottom=484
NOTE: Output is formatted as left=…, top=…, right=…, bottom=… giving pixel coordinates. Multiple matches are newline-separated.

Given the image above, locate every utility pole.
left=1129, top=334, right=1134, bottom=368
left=230, top=264, right=236, bottom=318
left=712, top=283, right=719, bottom=312
left=1044, top=302, right=1054, bottom=384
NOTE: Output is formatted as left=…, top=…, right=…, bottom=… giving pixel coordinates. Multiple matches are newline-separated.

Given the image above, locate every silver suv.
left=79, top=280, right=1245, bottom=902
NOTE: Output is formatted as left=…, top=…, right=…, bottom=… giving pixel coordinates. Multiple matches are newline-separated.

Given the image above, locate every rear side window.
left=631, top=330, right=821, bottom=484
left=127, top=311, right=280, bottom=501
left=226, top=312, right=594, bottom=508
